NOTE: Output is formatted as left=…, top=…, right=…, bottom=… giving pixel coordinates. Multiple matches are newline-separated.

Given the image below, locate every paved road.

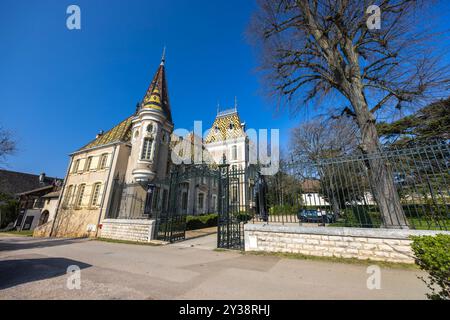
left=0, top=234, right=429, bottom=299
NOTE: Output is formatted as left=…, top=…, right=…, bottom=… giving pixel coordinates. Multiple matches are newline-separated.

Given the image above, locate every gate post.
left=218, top=155, right=230, bottom=248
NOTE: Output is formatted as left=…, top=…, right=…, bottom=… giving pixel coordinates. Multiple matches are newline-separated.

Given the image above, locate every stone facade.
left=245, top=224, right=450, bottom=263
left=100, top=219, right=155, bottom=242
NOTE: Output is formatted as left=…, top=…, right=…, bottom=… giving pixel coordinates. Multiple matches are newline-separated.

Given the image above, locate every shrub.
left=234, top=212, right=252, bottom=222
left=186, top=214, right=218, bottom=230
left=411, top=234, right=450, bottom=300
left=269, top=204, right=300, bottom=216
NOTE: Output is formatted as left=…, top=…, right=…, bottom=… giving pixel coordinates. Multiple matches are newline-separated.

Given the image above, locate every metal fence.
left=254, top=143, right=449, bottom=231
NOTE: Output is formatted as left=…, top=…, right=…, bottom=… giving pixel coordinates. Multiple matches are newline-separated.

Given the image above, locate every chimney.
left=96, top=130, right=104, bottom=139
left=39, top=173, right=46, bottom=185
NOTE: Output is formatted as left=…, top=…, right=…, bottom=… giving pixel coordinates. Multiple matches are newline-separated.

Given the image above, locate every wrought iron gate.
left=217, top=164, right=258, bottom=250
left=154, top=164, right=221, bottom=243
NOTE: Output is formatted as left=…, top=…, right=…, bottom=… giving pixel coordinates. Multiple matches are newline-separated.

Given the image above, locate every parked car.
left=297, top=209, right=336, bottom=223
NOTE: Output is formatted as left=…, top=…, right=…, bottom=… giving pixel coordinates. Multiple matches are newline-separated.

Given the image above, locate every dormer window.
left=214, top=126, right=219, bottom=133
left=229, top=123, right=234, bottom=130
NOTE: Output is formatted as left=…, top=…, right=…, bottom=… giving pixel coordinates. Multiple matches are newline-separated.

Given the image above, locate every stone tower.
left=126, top=53, right=173, bottom=183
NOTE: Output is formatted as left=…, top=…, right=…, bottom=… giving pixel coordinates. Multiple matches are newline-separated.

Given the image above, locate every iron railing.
left=254, top=143, right=449, bottom=230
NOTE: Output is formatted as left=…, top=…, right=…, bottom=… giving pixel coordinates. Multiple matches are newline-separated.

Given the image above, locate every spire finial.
left=161, top=46, right=166, bottom=65
left=234, top=96, right=238, bottom=110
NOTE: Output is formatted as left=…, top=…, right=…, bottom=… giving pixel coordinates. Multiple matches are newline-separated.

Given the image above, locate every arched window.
left=90, top=183, right=102, bottom=207
left=141, top=138, right=153, bottom=160
left=232, top=145, right=237, bottom=160
left=147, top=123, right=153, bottom=133
left=99, top=154, right=109, bottom=169
left=75, top=184, right=86, bottom=208
left=39, top=211, right=49, bottom=226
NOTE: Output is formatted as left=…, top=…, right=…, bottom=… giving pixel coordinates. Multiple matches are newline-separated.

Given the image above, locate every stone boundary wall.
left=100, top=219, right=155, bottom=242
left=244, top=224, right=450, bottom=264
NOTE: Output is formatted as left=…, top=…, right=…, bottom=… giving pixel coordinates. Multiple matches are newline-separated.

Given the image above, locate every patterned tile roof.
left=205, top=109, right=246, bottom=143
left=78, top=116, right=133, bottom=152
left=140, top=61, right=173, bottom=122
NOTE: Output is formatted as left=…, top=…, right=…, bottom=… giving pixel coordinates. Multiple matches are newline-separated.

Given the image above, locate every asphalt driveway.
left=0, top=234, right=429, bottom=299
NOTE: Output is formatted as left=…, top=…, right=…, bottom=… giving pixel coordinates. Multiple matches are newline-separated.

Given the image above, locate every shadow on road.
left=0, top=257, right=91, bottom=290
left=0, top=237, right=85, bottom=252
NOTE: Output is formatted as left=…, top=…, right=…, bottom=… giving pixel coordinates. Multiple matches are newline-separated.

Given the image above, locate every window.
left=162, top=189, right=168, bottom=211
left=141, top=138, right=153, bottom=160
left=232, top=186, right=238, bottom=202
left=147, top=123, right=153, bottom=133
left=181, top=192, right=188, bottom=210
left=72, top=159, right=80, bottom=173
left=99, top=154, right=108, bottom=169
left=75, top=184, right=86, bottom=208
left=90, top=183, right=102, bottom=207
left=152, top=187, right=160, bottom=210
left=85, top=156, right=93, bottom=171
left=63, top=185, right=73, bottom=208
left=232, top=145, right=237, bottom=160
left=229, top=123, right=234, bottom=130
left=212, top=195, right=217, bottom=212
left=198, top=193, right=204, bottom=210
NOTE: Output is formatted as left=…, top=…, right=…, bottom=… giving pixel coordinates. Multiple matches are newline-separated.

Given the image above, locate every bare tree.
left=250, top=0, right=449, bottom=228
left=0, top=127, right=16, bottom=165
left=291, top=116, right=358, bottom=161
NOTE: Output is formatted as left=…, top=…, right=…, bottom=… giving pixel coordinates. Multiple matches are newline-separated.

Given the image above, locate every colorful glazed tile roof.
left=140, top=60, right=172, bottom=122
left=78, top=116, right=133, bottom=152
left=205, top=108, right=246, bottom=143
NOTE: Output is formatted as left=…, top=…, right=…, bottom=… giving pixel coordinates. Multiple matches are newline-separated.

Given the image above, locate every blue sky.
left=0, top=0, right=449, bottom=177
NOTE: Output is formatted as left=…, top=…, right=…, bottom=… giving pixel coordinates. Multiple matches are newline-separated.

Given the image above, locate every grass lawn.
left=242, top=250, right=418, bottom=270
left=0, top=230, right=34, bottom=237
left=95, top=237, right=164, bottom=246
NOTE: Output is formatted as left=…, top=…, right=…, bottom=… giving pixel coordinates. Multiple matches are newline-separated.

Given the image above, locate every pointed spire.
left=160, top=46, right=166, bottom=66
left=140, top=52, right=173, bottom=122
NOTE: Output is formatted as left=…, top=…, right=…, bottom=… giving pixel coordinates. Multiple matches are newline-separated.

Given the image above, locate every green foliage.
left=234, top=212, right=252, bottom=222
left=332, top=207, right=382, bottom=228
left=411, top=234, right=450, bottom=300
left=0, top=193, right=18, bottom=229
left=186, top=214, right=218, bottom=230
left=378, top=98, right=450, bottom=146
left=269, top=204, right=300, bottom=216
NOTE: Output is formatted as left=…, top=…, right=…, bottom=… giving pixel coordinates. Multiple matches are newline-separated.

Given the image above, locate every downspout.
left=94, top=144, right=118, bottom=238
left=49, top=156, right=74, bottom=237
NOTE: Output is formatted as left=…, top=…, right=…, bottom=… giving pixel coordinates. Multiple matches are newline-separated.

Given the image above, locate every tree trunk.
left=349, top=87, right=409, bottom=229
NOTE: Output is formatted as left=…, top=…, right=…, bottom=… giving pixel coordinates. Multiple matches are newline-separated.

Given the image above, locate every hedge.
left=411, top=234, right=450, bottom=300
left=186, top=214, right=218, bottom=230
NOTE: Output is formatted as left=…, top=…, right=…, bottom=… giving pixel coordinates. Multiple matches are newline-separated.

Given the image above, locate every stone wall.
left=33, top=220, right=53, bottom=237
left=244, top=224, right=450, bottom=264
left=100, top=219, right=155, bottom=242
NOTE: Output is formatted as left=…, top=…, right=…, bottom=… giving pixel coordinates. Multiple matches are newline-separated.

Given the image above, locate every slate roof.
left=0, top=169, right=61, bottom=196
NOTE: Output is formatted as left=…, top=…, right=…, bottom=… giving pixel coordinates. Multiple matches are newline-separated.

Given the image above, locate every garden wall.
left=100, top=219, right=155, bottom=242
left=244, top=224, right=450, bottom=263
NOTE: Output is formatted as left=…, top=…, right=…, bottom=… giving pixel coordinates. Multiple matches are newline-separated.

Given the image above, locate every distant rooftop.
left=0, top=169, right=62, bottom=197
